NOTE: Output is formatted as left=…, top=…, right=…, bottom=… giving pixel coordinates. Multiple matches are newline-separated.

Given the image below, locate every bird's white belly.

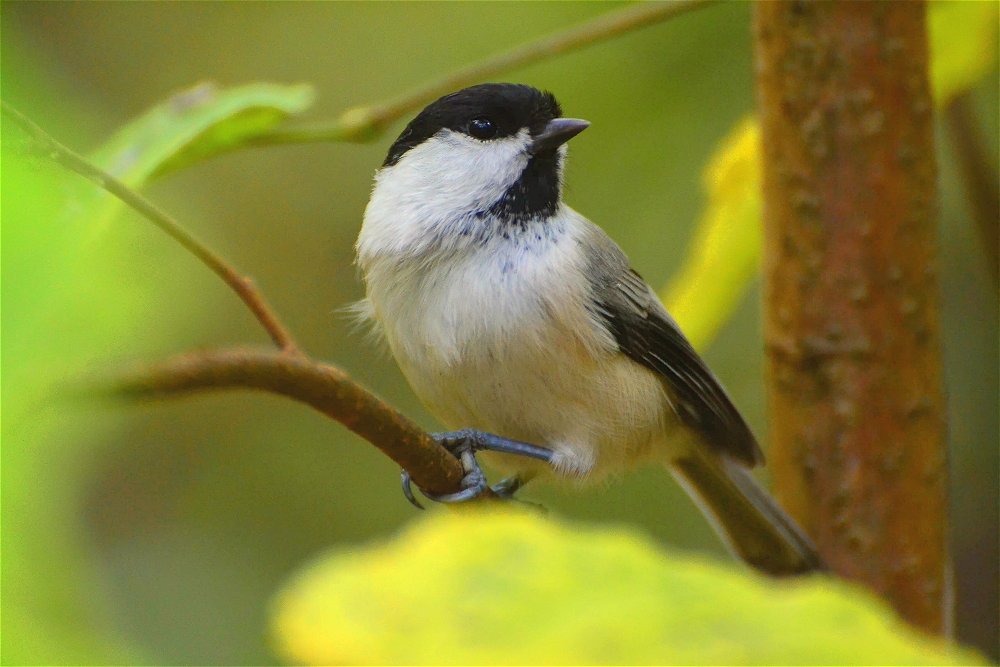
left=368, top=244, right=674, bottom=481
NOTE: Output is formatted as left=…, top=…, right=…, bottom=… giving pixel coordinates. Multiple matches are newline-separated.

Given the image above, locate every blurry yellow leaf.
left=661, top=118, right=761, bottom=351
left=929, top=0, right=999, bottom=106
left=271, top=508, right=978, bottom=665
left=661, top=3, right=997, bottom=350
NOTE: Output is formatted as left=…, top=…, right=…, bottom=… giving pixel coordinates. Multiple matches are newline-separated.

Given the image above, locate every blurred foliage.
left=2, top=1, right=997, bottom=664
left=272, top=508, right=981, bottom=665
left=3, top=125, right=153, bottom=664
left=1, top=74, right=323, bottom=667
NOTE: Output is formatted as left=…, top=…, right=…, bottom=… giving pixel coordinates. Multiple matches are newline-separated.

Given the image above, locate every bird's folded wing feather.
left=582, top=224, right=764, bottom=467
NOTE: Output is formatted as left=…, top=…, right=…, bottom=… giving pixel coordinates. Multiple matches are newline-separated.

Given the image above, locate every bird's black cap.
left=383, top=83, right=562, bottom=167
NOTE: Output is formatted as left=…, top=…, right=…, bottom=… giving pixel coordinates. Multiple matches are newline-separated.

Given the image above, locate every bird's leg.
left=400, top=429, right=553, bottom=509
left=436, top=429, right=555, bottom=462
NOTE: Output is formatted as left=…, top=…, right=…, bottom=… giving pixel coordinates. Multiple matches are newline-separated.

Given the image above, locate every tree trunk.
left=753, top=0, right=950, bottom=635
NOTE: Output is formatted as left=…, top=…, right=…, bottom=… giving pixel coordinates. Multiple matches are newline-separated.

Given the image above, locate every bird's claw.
left=400, top=436, right=489, bottom=509
left=400, top=469, right=424, bottom=509
left=399, top=430, right=550, bottom=508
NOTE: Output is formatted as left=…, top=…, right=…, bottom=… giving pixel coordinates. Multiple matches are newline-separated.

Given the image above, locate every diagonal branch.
left=2, top=100, right=300, bottom=354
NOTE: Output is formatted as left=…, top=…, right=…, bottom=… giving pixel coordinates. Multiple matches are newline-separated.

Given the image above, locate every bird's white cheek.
left=357, top=131, right=530, bottom=260
left=398, top=132, right=529, bottom=209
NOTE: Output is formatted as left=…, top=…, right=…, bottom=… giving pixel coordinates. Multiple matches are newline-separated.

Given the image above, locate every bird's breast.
left=361, top=218, right=674, bottom=479
left=372, top=219, right=597, bottom=370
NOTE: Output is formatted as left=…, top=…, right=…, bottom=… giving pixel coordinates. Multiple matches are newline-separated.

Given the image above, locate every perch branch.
left=107, top=348, right=466, bottom=496
left=1, top=100, right=299, bottom=353
left=251, top=0, right=716, bottom=144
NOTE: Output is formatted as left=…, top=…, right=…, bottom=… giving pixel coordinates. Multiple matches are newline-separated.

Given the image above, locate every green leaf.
left=91, top=80, right=315, bottom=180
left=75, top=81, right=314, bottom=232
left=271, top=508, right=980, bottom=665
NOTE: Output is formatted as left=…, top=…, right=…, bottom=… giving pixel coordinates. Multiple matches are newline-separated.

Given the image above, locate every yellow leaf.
left=929, top=0, right=999, bottom=106
left=661, top=118, right=761, bottom=351
left=271, top=508, right=979, bottom=665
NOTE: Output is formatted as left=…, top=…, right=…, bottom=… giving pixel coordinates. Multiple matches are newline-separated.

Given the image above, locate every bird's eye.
left=467, top=117, right=498, bottom=140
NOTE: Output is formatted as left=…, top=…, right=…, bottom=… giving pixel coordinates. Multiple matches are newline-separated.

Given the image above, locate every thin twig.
left=107, top=348, right=468, bottom=496
left=1, top=100, right=301, bottom=353
left=251, top=0, right=716, bottom=145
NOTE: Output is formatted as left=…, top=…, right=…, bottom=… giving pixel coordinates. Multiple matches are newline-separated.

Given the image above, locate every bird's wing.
left=582, top=223, right=764, bottom=467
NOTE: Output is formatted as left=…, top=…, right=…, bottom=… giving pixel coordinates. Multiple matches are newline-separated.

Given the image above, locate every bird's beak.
left=528, top=118, right=590, bottom=155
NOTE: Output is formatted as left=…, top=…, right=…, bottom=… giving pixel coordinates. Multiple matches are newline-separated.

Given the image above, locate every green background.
left=3, top=2, right=997, bottom=663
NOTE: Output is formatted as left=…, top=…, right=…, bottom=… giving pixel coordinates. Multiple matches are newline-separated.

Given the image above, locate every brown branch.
left=251, top=0, right=716, bottom=145
left=107, top=348, right=466, bottom=496
left=945, top=91, right=999, bottom=284
left=754, top=1, right=950, bottom=634
left=1, top=100, right=300, bottom=353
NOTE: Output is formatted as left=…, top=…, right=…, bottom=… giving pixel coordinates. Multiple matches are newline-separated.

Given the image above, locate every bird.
left=354, top=82, right=822, bottom=576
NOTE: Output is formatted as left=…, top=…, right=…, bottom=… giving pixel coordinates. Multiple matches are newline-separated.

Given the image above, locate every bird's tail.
left=668, top=450, right=825, bottom=576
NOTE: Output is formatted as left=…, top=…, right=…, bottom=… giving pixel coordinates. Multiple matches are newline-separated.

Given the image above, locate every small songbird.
left=355, top=83, right=821, bottom=576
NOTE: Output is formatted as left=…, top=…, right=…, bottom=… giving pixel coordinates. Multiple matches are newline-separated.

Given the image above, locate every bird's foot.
left=400, top=429, right=552, bottom=509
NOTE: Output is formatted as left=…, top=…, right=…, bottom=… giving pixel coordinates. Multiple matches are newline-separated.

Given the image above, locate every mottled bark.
left=754, top=1, right=950, bottom=634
